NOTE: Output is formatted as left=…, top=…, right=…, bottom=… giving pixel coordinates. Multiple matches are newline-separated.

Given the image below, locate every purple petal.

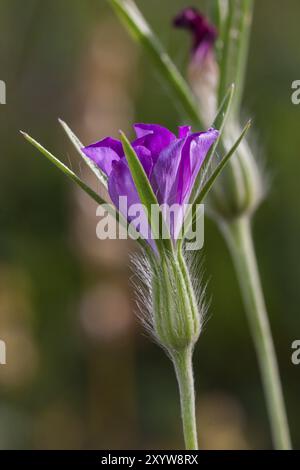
left=108, top=158, right=156, bottom=250
left=133, top=123, right=176, bottom=162
left=151, top=139, right=186, bottom=239
left=108, top=159, right=139, bottom=215
left=151, top=139, right=184, bottom=206
left=132, top=145, right=153, bottom=178
left=151, top=128, right=218, bottom=238
left=82, top=137, right=123, bottom=177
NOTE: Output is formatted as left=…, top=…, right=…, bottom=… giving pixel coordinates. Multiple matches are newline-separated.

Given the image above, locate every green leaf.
left=58, top=118, right=108, bottom=188
left=20, top=131, right=148, bottom=250
left=182, top=120, right=251, bottom=238
left=190, top=83, right=235, bottom=202
left=213, top=83, right=235, bottom=129
left=108, top=0, right=202, bottom=127
left=120, top=131, right=173, bottom=254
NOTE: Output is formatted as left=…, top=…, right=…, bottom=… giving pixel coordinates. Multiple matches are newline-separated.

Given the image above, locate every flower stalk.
left=141, top=247, right=201, bottom=449
left=212, top=0, right=291, bottom=448
left=221, top=217, right=291, bottom=449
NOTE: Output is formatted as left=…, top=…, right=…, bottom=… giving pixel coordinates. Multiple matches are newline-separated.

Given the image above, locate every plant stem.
left=108, top=0, right=203, bottom=127
left=172, top=347, right=198, bottom=450
left=221, top=216, right=291, bottom=449
left=231, top=0, right=254, bottom=117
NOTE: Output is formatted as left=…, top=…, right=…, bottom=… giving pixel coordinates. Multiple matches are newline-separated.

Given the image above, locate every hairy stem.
left=221, top=216, right=291, bottom=449
left=172, top=347, right=198, bottom=450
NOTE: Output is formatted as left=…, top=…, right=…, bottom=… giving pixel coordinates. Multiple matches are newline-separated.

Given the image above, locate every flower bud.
left=151, top=253, right=202, bottom=352
left=174, top=8, right=219, bottom=126
left=132, top=250, right=203, bottom=353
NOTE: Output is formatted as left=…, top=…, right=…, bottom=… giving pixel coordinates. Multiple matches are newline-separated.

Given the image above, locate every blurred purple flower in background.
left=82, top=124, right=218, bottom=245
left=174, top=8, right=219, bottom=125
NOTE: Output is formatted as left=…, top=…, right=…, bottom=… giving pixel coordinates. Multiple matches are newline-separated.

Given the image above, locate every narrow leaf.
left=58, top=118, right=108, bottom=188
left=120, top=131, right=173, bottom=253
left=190, top=83, right=235, bottom=202
left=213, top=83, right=235, bottom=130
left=183, top=120, right=251, bottom=236
left=20, top=131, right=148, bottom=249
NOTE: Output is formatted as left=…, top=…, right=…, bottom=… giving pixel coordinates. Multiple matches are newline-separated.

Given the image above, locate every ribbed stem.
left=221, top=216, right=291, bottom=449
left=172, top=347, right=198, bottom=450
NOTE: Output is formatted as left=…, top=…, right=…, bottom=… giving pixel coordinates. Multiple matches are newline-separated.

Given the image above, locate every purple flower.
left=173, top=8, right=217, bottom=63
left=82, top=124, right=218, bottom=248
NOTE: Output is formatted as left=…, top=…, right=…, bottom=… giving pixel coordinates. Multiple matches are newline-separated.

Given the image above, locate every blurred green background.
left=0, top=0, right=299, bottom=449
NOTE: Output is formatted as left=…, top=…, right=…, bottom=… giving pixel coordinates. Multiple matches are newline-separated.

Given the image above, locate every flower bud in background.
left=133, top=251, right=204, bottom=355
left=174, top=8, right=219, bottom=126
left=174, top=7, right=264, bottom=222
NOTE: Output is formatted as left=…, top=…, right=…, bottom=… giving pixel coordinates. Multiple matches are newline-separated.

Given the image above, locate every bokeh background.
left=0, top=0, right=299, bottom=449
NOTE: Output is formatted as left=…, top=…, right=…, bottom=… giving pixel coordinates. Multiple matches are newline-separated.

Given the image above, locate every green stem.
left=108, top=0, right=203, bottom=127
left=218, top=0, right=234, bottom=105
left=172, top=347, right=198, bottom=450
left=217, top=0, right=254, bottom=116
left=221, top=216, right=291, bottom=450
left=231, top=0, right=254, bottom=117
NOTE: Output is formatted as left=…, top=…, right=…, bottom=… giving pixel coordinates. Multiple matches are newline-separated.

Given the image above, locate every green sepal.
left=120, top=131, right=173, bottom=254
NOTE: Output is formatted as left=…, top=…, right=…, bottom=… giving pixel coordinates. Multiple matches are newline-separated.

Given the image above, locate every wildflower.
left=20, top=0, right=256, bottom=451
left=82, top=123, right=218, bottom=245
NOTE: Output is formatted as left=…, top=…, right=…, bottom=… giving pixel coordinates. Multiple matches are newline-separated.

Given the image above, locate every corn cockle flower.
left=81, top=122, right=221, bottom=450
left=174, top=8, right=219, bottom=125
left=21, top=111, right=249, bottom=450
left=82, top=123, right=218, bottom=248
